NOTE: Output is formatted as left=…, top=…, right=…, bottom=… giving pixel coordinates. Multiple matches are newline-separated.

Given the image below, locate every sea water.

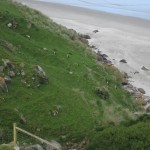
left=36, top=0, right=150, bottom=20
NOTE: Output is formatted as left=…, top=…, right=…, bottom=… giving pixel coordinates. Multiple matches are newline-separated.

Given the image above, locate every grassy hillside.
left=0, top=0, right=140, bottom=148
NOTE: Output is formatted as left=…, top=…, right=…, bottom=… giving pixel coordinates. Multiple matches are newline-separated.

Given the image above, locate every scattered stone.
left=79, top=34, right=91, bottom=39
left=0, top=66, right=4, bottom=72
left=35, top=66, right=46, bottom=76
left=4, top=75, right=11, bottom=83
left=120, top=59, right=127, bottom=63
left=89, top=45, right=97, bottom=49
left=146, top=106, right=150, bottom=112
left=69, top=71, right=73, bottom=75
left=19, top=63, right=25, bottom=68
left=93, top=30, right=99, bottom=33
left=138, top=88, right=146, bottom=94
left=132, top=92, right=142, bottom=98
left=21, top=70, right=26, bottom=76
left=134, top=71, right=139, bottom=74
left=43, top=48, right=48, bottom=51
left=2, top=59, right=15, bottom=70
left=20, top=115, right=26, bottom=125
left=9, top=70, right=15, bottom=77
left=7, top=22, right=12, bottom=28
left=26, top=35, right=30, bottom=39
left=24, top=144, right=43, bottom=150
left=0, top=76, right=8, bottom=92
left=96, top=87, right=109, bottom=100
left=121, top=78, right=128, bottom=85
left=102, top=54, right=108, bottom=58
left=137, top=98, right=147, bottom=106
left=141, top=66, right=149, bottom=71
left=34, top=65, right=48, bottom=83
left=123, top=72, right=129, bottom=78
left=46, top=140, right=61, bottom=150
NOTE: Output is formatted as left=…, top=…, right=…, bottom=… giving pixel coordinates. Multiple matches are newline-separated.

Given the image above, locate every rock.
left=137, top=98, right=147, bottom=106
left=7, top=20, right=18, bottom=29
left=2, top=59, right=15, bottom=70
left=34, top=65, right=48, bottom=84
left=20, top=115, right=26, bottom=125
left=132, top=92, right=142, bottom=98
left=7, top=22, right=12, bottom=28
left=79, top=34, right=91, bottom=39
left=102, top=54, right=108, bottom=58
left=141, top=66, right=149, bottom=71
left=0, top=76, right=8, bottom=92
left=0, top=66, right=4, bottom=72
left=46, top=140, right=61, bottom=150
left=35, top=65, right=46, bottom=77
left=4, top=75, right=11, bottom=83
left=43, top=48, right=48, bottom=51
left=93, top=30, right=99, bottom=33
left=19, top=63, right=25, bottom=68
left=134, top=71, right=139, bottom=74
left=138, top=88, right=145, bottom=94
left=24, top=144, right=43, bottom=150
left=121, top=78, right=128, bottom=85
left=9, top=70, right=15, bottom=77
left=146, top=106, right=150, bottom=112
left=120, top=59, right=127, bottom=63
left=26, top=35, right=30, bottom=39
left=21, top=70, right=26, bottom=76
left=123, top=72, right=129, bottom=78
left=96, top=87, right=109, bottom=100
left=89, top=45, right=97, bottom=49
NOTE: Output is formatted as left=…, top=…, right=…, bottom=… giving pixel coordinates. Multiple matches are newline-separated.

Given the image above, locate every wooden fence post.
left=13, top=123, right=17, bottom=147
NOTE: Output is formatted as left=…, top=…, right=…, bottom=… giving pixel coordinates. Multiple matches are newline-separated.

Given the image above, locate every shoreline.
left=14, top=0, right=150, bottom=110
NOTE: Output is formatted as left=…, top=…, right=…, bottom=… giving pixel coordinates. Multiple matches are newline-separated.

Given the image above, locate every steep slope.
left=0, top=0, right=139, bottom=147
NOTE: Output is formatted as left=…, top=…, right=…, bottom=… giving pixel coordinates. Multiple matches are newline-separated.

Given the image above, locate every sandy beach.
left=15, top=0, right=150, bottom=96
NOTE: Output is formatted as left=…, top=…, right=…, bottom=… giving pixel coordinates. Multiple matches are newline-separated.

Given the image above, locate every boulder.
left=138, top=88, right=145, bottom=94
left=120, top=59, right=127, bottom=63
left=0, top=76, right=8, bottom=92
left=93, top=30, right=99, bottom=33
left=141, top=66, right=149, bottom=71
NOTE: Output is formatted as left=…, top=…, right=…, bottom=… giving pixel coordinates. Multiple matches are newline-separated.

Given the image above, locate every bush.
left=86, top=122, right=150, bottom=150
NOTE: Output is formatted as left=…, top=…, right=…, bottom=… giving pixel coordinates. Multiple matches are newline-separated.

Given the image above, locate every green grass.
left=0, top=0, right=140, bottom=146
